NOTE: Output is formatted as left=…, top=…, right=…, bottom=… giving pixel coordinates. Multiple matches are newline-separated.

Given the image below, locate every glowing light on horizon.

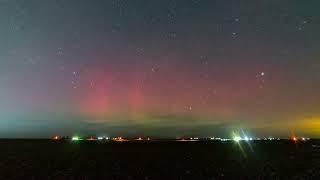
left=292, top=137, right=297, bottom=142
left=233, top=136, right=242, bottom=142
left=113, top=137, right=128, bottom=142
left=98, top=137, right=104, bottom=140
left=87, top=136, right=96, bottom=141
left=72, top=136, right=80, bottom=141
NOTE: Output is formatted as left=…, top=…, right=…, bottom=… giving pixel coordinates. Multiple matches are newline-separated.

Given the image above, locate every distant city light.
left=65, top=135, right=289, bottom=142
left=268, top=137, right=276, bottom=140
left=97, top=136, right=110, bottom=140
left=113, top=137, right=128, bottom=142
left=233, top=136, right=242, bottom=142
left=72, top=136, right=80, bottom=141
left=87, top=136, right=96, bottom=141
left=293, top=137, right=298, bottom=141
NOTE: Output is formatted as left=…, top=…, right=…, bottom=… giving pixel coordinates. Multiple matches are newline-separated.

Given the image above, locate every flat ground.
left=0, top=140, right=319, bottom=179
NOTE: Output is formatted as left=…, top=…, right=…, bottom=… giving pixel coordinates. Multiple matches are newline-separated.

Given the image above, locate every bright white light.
left=72, top=136, right=79, bottom=141
left=98, top=137, right=104, bottom=140
left=233, top=136, right=241, bottom=142
left=244, top=136, right=249, bottom=141
left=249, top=138, right=253, bottom=141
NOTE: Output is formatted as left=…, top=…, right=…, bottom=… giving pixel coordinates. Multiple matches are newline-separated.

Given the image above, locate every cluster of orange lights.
left=112, top=137, right=129, bottom=142
left=291, top=136, right=309, bottom=142
left=87, top=136, right=96, bottom=141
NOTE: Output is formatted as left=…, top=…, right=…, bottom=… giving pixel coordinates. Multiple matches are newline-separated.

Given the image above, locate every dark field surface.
left=0, top=140, right=320, bottom=180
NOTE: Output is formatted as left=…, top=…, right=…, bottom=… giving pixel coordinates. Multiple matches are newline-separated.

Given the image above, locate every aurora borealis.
left=0, top=0, right=319, bottom=138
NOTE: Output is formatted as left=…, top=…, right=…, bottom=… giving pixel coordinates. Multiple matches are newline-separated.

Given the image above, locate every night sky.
left=0, top=0, right=320, bottom=138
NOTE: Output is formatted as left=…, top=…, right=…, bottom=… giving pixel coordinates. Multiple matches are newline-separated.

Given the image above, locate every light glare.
left=233, top=136, right=241, bottom=142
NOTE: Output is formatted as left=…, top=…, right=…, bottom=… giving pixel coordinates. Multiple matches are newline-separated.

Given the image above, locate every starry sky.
left=0, top=0, right=320, bottom=138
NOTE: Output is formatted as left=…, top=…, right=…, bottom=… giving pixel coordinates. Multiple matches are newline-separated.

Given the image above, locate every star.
left=186, top=105, right=193, bottom=111
left=57, top=48, right=63, bottom=55
left=168, top=32, right=177, bottom=39
left=136, top=48, right=144, bottom=55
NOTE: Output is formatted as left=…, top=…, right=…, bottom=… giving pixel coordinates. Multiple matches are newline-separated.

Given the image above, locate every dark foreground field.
left=0, top=140, right=319, bottom=180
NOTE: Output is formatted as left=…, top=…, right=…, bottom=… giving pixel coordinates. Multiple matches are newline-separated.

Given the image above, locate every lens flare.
left=233, top=136, right=242, bottom=142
